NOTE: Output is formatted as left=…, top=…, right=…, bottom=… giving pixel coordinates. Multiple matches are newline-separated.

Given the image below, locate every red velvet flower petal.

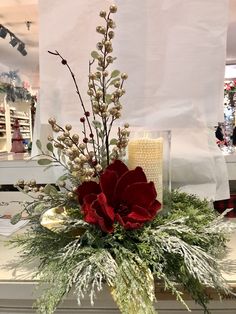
left=77, top=181, right=101, bottom=204
left=127, top=201, right=160, bottom=221
left=97, top=193, right=115, bottom=222
left=84, top=204, right=113, bottom=233
left=126, top=204, right=152, bottom=222
left=115, top=213, right=142, bottom=230
left=100, top=170, right=118, bottom=205
left=106, top=160, right=129, bottom=178
left=83, top=193, right=97, bottom=205
left=115, top=167, right=147, bottom=202
left=122, top=182, right=157, bottom=208
left=97, top=216, right=114, bottom=233
left=91, top=193, right=115, bottom=233
left=123, top=220, right=142, bottom=230
left=83, top=194, right=99, bottom=224
left=83, top=209, right=98, bottom=225
left=148, top=199, right=162, bottom=218
left=115, top=213, right=125, bottom=227
left=83, top=194, right=114, bottom=233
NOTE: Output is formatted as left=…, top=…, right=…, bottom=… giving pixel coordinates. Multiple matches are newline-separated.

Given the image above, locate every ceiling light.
left=26, top=21, right=32, bottom=31
left=0, top=26, right=7, bottom=38
left=21, top=49, right=27, bottom=56
left=9, top=36, right=18, bottom=47
left=0, top=24, right=27, bottom=56
left=17, top=43, right=27, bottom=56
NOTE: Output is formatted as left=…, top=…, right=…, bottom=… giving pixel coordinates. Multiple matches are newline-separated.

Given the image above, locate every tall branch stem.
left=49, top=50, right=97, bottom=161
left=101, top=12, right=111, bottom=166
left=89, top=60, right=101, bottom=163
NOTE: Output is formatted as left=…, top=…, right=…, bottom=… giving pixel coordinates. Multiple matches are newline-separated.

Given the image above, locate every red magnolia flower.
left=76, top=160, right=161, bottom=233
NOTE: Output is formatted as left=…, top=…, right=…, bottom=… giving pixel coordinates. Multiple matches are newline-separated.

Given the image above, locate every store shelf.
left=19, top=122, right=30, bottom=126
left=11, top=130, right=30, bottom=133
left=0, top=98, right=32, bottom=152
left=11, top=115, right=29, bottom=120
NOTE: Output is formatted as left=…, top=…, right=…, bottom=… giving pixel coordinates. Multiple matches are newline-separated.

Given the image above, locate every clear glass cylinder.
left=127, top=130, right=171, bottom=206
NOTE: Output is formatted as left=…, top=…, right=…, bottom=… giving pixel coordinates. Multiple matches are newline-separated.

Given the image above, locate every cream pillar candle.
left=128, top=136, right=163, bottom=204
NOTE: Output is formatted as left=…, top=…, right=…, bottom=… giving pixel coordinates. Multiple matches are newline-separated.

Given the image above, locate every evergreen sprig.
left=9, top=190, right=236, bottom=314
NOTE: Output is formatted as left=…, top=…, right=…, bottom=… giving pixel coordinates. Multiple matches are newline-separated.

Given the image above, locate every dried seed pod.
left=99, top=10, right=106, bottom=18
left=121, top=73, right=128, bottom=80
left=96, top=42, right=103, bottom=50
left=72, top=134, right=79, bottom=142
left=48, top=117, right=56, bottom=125
left=53, top=126, right=60, bottom=132
left=108, top=30, right=115, bottom=39
left=58, top=180, right=66, bottom=187
left=109, top=5, right=118, bottom=13
left=65, top=124, right=72, bottom=131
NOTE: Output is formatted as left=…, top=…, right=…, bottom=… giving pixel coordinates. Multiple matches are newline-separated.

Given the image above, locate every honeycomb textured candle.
left=128, top=138, right=163, bottom=203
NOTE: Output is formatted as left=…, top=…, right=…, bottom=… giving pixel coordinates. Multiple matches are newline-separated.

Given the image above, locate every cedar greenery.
left=10, top=190, right=235, bottom=313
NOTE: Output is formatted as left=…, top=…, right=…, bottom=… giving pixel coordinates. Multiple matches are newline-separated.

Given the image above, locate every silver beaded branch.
left=46, top=5, right=130, bottom=183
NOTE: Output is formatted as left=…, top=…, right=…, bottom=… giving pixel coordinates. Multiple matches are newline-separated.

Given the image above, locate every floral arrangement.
left=224, top=80, right=236, bottom=108
left=10, top=6, right=236, bottom=314
left=221, top=80, right=236, bottom=151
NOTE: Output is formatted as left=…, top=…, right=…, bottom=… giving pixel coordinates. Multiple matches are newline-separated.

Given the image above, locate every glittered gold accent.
left=40, top=207, right=68, bottom=232
left=128, top=137, right=163, bottom=203
left=110, top=259, right=156, bottom=314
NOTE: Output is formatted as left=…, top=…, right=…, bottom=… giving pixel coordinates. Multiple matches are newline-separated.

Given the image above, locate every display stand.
left=0, top=94, right=32, bottom=153
left=0, top=94, right=7, bottom=153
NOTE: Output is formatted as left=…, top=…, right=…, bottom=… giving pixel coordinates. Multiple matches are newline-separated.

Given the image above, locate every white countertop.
left=224, top=153, right=236, bottom=180
left=0, top=153, right=30, bottom=162
left=0, top=152, right=64, bottom=185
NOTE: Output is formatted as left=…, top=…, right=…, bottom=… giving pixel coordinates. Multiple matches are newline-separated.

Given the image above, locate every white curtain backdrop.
left=38, top=0, right=230, bottom=201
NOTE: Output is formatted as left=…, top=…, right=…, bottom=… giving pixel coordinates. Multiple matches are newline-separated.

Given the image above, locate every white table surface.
left=225, top=153, right=236, bottom=181
left=0, top=152, right=64, bottom=185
